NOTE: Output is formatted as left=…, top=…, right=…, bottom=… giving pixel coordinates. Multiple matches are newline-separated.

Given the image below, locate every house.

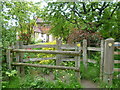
left=33, top=18, right=54, bottom=42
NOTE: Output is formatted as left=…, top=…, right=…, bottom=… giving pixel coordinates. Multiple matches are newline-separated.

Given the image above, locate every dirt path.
left=81, top=80, right=98, bottom=88
left=42, top=72, right=99, bottom=88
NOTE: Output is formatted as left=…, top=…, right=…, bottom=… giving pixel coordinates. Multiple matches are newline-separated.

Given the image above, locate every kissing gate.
left=6, top=38, right=120, bottom=85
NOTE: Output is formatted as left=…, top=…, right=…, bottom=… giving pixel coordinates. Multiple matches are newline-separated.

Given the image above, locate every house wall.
left=49, top=34, right=55, bottom=42
left=16, top=31, right=55, bottom=43
left=34, top=32, right=54, bottom=43
left=34, top=33, right=43, bottom=42
left=34, top=33, right=47, bottom=42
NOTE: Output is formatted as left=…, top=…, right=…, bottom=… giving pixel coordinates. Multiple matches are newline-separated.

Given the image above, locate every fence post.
left=75, top=43, right=81, bottom=82
left=6, top=47, right=12, bottom=70
left=100, top=40, right=104, bottom=80
left=19, top=41, right=25, bottom=76
left=15, top=41, right=20, bottom=74
left=103, top=38, right=114, bottom=85
left=83, top=39, right=87, bottom=69
left=56, top=38, right=62, bottom=65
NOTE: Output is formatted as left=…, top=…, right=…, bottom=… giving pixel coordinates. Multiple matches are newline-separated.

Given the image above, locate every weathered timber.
left=87, top=47, right=101, bottom=51
left=12, top=49, right=80, bottom=56
left=19, top=41, right=24, bottom=62
left=83, top=39, right=87, bottom=69
left=6, top=48, right=12, bottom=70
left=61, top=58, right=97, bottom=63
left=75, top=46, right=81, bottom=82
left=61, top=58, right=75, bottom=61
left=22, top=44, right=56, bottom=49
left=75, top=46, right=80, bottom=68
left=114, top=68, right=120, bottom=72
left=15, top=41, right=20, bottom=74
left=114, top=42, right=120, bottom=48
left=56, top=39, right=62, bottom=65
left=61, top=55, right=74, bottom=58
left=19, top=41, right=25, bottom=76
left=23, top=57, right=56, bottom=62
left=61, top=46, right=83, bottom=50
left=114, top=52, right=120, bottom=55
left=61, top=46, right=76, bottom=50
left=87, top=59, right=97, bottom=64
left=61, top=44, right=76, bottom=47
left=103, top=38, right=114, bottom=85
left=114, top=60, right=120, bottom=64
left=12, top=63, right=79, bottom=71
left=100, top=40, right=104, bottom=80
left=60, top=44, right=82, bottom=50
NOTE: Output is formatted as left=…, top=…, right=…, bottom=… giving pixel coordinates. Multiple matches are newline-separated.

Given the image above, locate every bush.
left=67, top=29, right=103, bottom=46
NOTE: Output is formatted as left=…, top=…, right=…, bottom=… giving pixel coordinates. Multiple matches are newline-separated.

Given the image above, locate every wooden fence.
left=6, top=39, right=81, bottom=82
left=101, top=38, right=120, bottom=85
left=6, top=38, right=120, bottom=84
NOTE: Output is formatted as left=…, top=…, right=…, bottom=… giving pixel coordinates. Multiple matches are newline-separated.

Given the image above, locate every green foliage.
left=5, top=70, right=17, bottom=77
left=99, top=79, right=120, bottom=88
left=1, top=1, right=41, bottom=48
left=1, top=1, right=120, bottom=88
left=2, top=76, right=21, bottom=88
left=1, top=1, right=42, bottom=89
left=41, top=2, right=120, bottom=41
left=80, top=52, right=100, bottom=82
left=2, top=27, right=16, bottom=49
left=3, top=73, right=82, bottom=88
left=80, top=62, right=99, bottom=82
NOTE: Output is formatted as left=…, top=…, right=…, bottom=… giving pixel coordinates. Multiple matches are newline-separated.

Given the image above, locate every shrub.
left=67, top=29, right=103, bottom=46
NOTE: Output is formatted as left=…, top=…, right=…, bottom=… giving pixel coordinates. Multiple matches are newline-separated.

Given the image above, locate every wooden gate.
left=6, top=38, right=120, bottom=84
left=6, top=39, right=81, bottom=82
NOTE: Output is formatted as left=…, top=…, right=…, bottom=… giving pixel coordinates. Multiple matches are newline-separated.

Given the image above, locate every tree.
left=1, top=1, right=41, bottom=48
left=41, top=2, right=120, bottom=42
left=1, top=1, right=42, bottom=64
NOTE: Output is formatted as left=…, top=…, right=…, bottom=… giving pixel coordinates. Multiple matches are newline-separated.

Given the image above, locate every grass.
left=2, top=43, right=120, bottom=88
left=2, top=70, right=82, bottom=88
left=2, top=59, right=120, bottom=88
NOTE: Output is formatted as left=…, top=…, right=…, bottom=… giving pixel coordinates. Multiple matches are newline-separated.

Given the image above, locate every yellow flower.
left=77, top=43, right=81, bottom=47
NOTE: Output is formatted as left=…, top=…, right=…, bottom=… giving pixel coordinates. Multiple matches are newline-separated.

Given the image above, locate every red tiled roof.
left=33, top=26, right=41, bottom=33
left=40, top=26, right=51, bottom=33
left=33, top=26, right=51, bottom=33
left=34, top=18, right=51, bottom=33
